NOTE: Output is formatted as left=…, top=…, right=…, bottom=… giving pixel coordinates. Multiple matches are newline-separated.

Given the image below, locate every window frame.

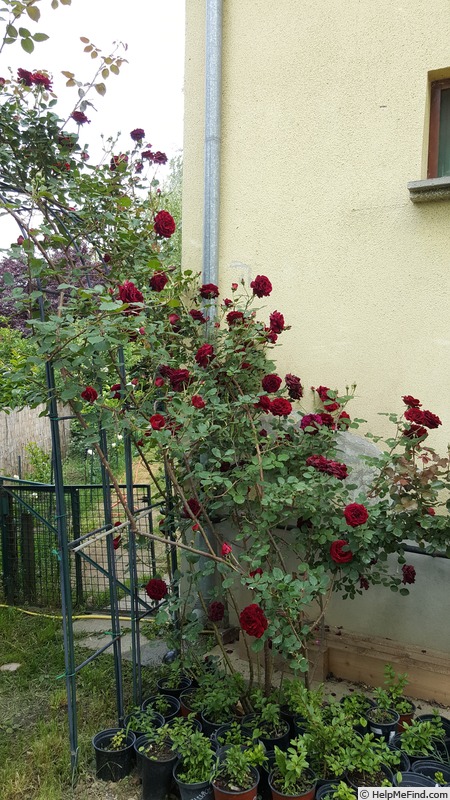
left=428, top=78, right=450, bottom=178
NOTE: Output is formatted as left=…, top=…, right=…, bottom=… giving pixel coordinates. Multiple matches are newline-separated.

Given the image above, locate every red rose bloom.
left=265, top=327, right=278, bottom=344
left=426, top=507, right=436, bottom=516
left=208, top=601, right=225, bottom=622
left=316, top=385, right=332, bottom=402
left=402, top=395, right=421, bottom=408
left=261, top=373, right=282, bottom=393
left=221, top=542, right=232, bottom=556
left=113, top=535, right=122, bottom=550
left=239, top=604, right=268, bottom=638
left=269, top=310, right=285, bottom=334
left=183, top=497, right=201, bottom=518
left=249, top=568, right=263, bottom=577
left=191, top=395, right=206, bottom=409
left=250, top=275, right=272, bottom=298
left=318, top=412, right=335, bottom=429
left=145, top=578, right=168, bottom=601
left=306, top=455, right=348, bottom=480
left=150, top=272, right=168, bottom=292
left=200, top=283, right=219, bottom=299
left=153, top=151, right=167, bottom=164
left=195, top=343, right=215, bottom=367
left=404, top=407, right=424, bottom=424
left=130, top=128, right=145, bottom=141
left=17, top=68, right=34, bottom=86
left=231, top=283, right=238, bottom=291
left=149, top=414, right=166, bottom=430
left=227, top=311, right=245, bottom=326
left=81, top=386, right=98, bottom=403
left=255, top=395, right=272, bottom=412
left=421, top=409, right=442, bottom=429
left=189, top=309, right=207, bottom=324
left=344, top=503, right=369, bottom=527
left=270, top=397, right=292, bottom=416
left=110, top=383, right=122, bottom=399
left=359, top=576, right=369, bottom=590
left=223, top=298, right=233, bottom=307
left=110, top=154, right=128, bottom=171
left=169, top=369, right=191, bottom=391
left=154, top=210, right=176, bottom=238
left=169, top=313, right=181, bottom=331
left=71, top=110, right=90, bottom=125
left=155, top=377, right=165, bottom=388
left=402, top=564, right=416, bottom=585
left=285, top=374, right=303, bottom=400
left=330, top=539, right=354, bottom=564
left=300, top=414, right=323, bottom=433
left=118, top=281, right=144, bottom=315
left=403, top=424, right=428, bottom=440
left=338, top=411, right=351, bottom=429
left=32, top=72, right=52, bottom=90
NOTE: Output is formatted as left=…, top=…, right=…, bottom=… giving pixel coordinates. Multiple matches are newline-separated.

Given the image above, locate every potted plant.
left=214, top=721, right=254, bottom=748
left=243, top=693, right=290, bottom=750
left=124, top=706, right=165, bottom=737
left=137, top=723, right=179, bottom=800
left=212, top=742, right=266, bottom=800
left=364, top=690, right=400, bottom=742
left=392, top=718, right=447, bottom=766
left=316, top=782, right=356, bottom=800
left=142, top=692, right=181, bottom=721
left=268, top=737, right=316, bottom=800
left=301, top=705, right=354, bottom=784
left=92, top=727, right=136, bottom=782
left=411, top=760, right=450, bottom=784
left=157, top=661, right=193, bottom=698
left=173, top=729, right=216, bottom=800
left=340, top=692, right=375, bottom=732
left=280, top=681, right=324, bottom=734
left=343, top=732, right=401, bottom=788
left=376, top=665, right=416, bottom=732
left=200, top=676, right=244, bottom=738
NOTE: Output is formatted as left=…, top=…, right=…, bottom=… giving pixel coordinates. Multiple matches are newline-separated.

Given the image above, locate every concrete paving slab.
left=73, top=618, right=118, bottom=635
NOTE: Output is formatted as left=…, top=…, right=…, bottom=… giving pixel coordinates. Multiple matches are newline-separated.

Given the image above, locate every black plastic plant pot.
left=268, top=767, right=315, bottom=800
left=180, top=688, right=200, bottom=718
left=391, top=734, right=440, bottom=767
left=411, top=760, right=450, bottom=784
left=415, top=715, right=450, bottom=736
left=388, top=744, right=411, bottom=774
left=397, top=772, right=436, bottom=787
left=364, top=707, right=400, bottom=742
left=280, top=706, right=298, bottom=737
left=201, top=712, right=236, bottom=739
left=139, top=738, right=178, bottom=800
left=258, top=750, right=275, bottom=800
left=346, top=763, right=394, bottom=789
left=241, top=713, right=290, bottom=751
left=314, top=782, right=340, bottom=800
left=157, top=675, right=192, bottom=699
left=173, top=761, right=214, bottom=800
left=142, top=694, right=181, bottom=722
left=293, top=715, right=309, bottom=737
left=92, top=728, right=136, bottom=782
left=212, top=723, right=245, bottom=747
left=123, top=709, right=165, bottom=738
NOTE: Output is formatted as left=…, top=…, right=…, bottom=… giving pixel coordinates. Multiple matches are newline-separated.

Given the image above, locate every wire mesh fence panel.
left=0, top=480, right=169, bottom=610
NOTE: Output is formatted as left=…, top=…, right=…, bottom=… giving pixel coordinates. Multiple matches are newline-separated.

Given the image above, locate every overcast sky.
left=0, top=0, right=186, bottom=245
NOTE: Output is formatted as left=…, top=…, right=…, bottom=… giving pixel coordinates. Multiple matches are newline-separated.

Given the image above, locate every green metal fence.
left=0, top=478, right=162, bottom=609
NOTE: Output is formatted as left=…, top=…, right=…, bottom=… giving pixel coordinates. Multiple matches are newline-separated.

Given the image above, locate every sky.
left=0, top=0, right=186, bottom=244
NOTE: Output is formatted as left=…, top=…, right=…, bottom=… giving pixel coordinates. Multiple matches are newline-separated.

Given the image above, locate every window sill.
left=407, top=176, right=450, bottom=203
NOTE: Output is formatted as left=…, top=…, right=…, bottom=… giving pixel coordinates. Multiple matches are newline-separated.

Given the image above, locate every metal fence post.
left=70, top=489, right=84, bottom=608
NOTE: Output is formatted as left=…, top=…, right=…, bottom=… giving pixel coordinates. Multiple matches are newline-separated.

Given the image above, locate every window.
left=428, top=79, right=450, bottom=178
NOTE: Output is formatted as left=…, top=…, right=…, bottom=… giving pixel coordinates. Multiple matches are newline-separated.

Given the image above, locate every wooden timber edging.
left=323, top=628, right=450, bottom=705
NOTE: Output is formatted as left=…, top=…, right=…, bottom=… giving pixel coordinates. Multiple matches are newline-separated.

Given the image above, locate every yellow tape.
left=0, top=604, right=152, bottom=623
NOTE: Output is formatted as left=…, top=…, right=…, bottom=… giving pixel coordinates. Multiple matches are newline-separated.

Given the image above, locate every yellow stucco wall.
left=183, top=1, right=450, bottom=650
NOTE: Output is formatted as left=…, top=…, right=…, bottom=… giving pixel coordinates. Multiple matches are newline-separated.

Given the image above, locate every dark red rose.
left=250, top=275, right=272, bottom=298
left=223, top=298, right=232, bottom=307
left=135, top=161, right=144, bottom=173
left=221, top=542, right=232, bottom=556
left=154, top=210, right=176, bottom=238
left=344, top=503, right=369, bottom=527
left=270, top=397, right=292, bottom=416
left=255, top=395, right=272, bottom=412
left=285, top=374, right=303, bottom=400
left=338, top=411, right=351, bottom=429
left=402, top=395, right=421, bottom=408
left=402, top=564, right=416, bottom=585
left=316, top=385, right=332, bottom=402
left=145, top=578, right=168, bottom=601
left=142, top=150, right=154, bottom=160
left=183, top=497, right=201, bottom=518
left=153, top=151, right=168, bottom=164
left=150, top=271, right=169, bottom=292
left=300, top=414, right=323, bottom=434
left=227, top=311, right=244, bottom=326
left=231, top=282, right=238, bottom=291
left=195, top=343, right=215, bottom=367
left=169, top=369, right=191, bottom=391
left=118, top=281, right=144, bottom=315
left=149, top=414, right=166, bottom=430
left=192, top=523, right=200, bottom=531
left=131, top=378, right=138, bottom=386
left=306, top=455, right=348, bottom=480
left=17, top=68, right=33, bottom=86
left=426, top=507, right=436, bottom=516
left=359, top=576, right=369, bottom=590
left=168, top=313, right=181, bottom=331
left=17, top=236, right=25, bottom=245
left=249, top=568, right=263, bottom=577
left=259, top=428, right=268, bottom=437
left=110, top=383, right=122, bottom=399
left=81, top=150, right=89, bottom=161
left=81, top=386, right=98, bottom=403
left=103, top=253, right=111, bottom=263
left=191, top=395, right=206, bottom=409
left=113, top=535, right=122, bottom=550
left=155, top=377, right=165, bottom=388
left=421, top=409, right=442, bottom=429
left=404, top=407, right=424, bottom=424
left=32, top=71, right=52, bottom=90
left=330, top=539, right=353, bottom=564
left=0, top=77, right=5, bottom=86
left=110, top=154, right=128, bottom=171
left=269, top=310, right=285, bottom=334
left=189, top=309, right=207, bottom=324
left=200, top=283, right=219, bottom=299
left=130, top=128, right=145, bottom=141
left=241, top=362, right=252, bottom=370
left=261, top=373, right=282, bottom=393
left=208, top=601, right=225, bottom=622
left=318, top=412, right=335, bottom=429
left=403, top=424, right=428, bottom=440
left=71, top=110, right=90, bottom=125
left=239, top=604, right=268, bottom=638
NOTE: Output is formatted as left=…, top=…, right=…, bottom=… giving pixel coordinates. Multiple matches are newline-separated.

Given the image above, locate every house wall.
left=183, top=2, right=450, bottom=650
